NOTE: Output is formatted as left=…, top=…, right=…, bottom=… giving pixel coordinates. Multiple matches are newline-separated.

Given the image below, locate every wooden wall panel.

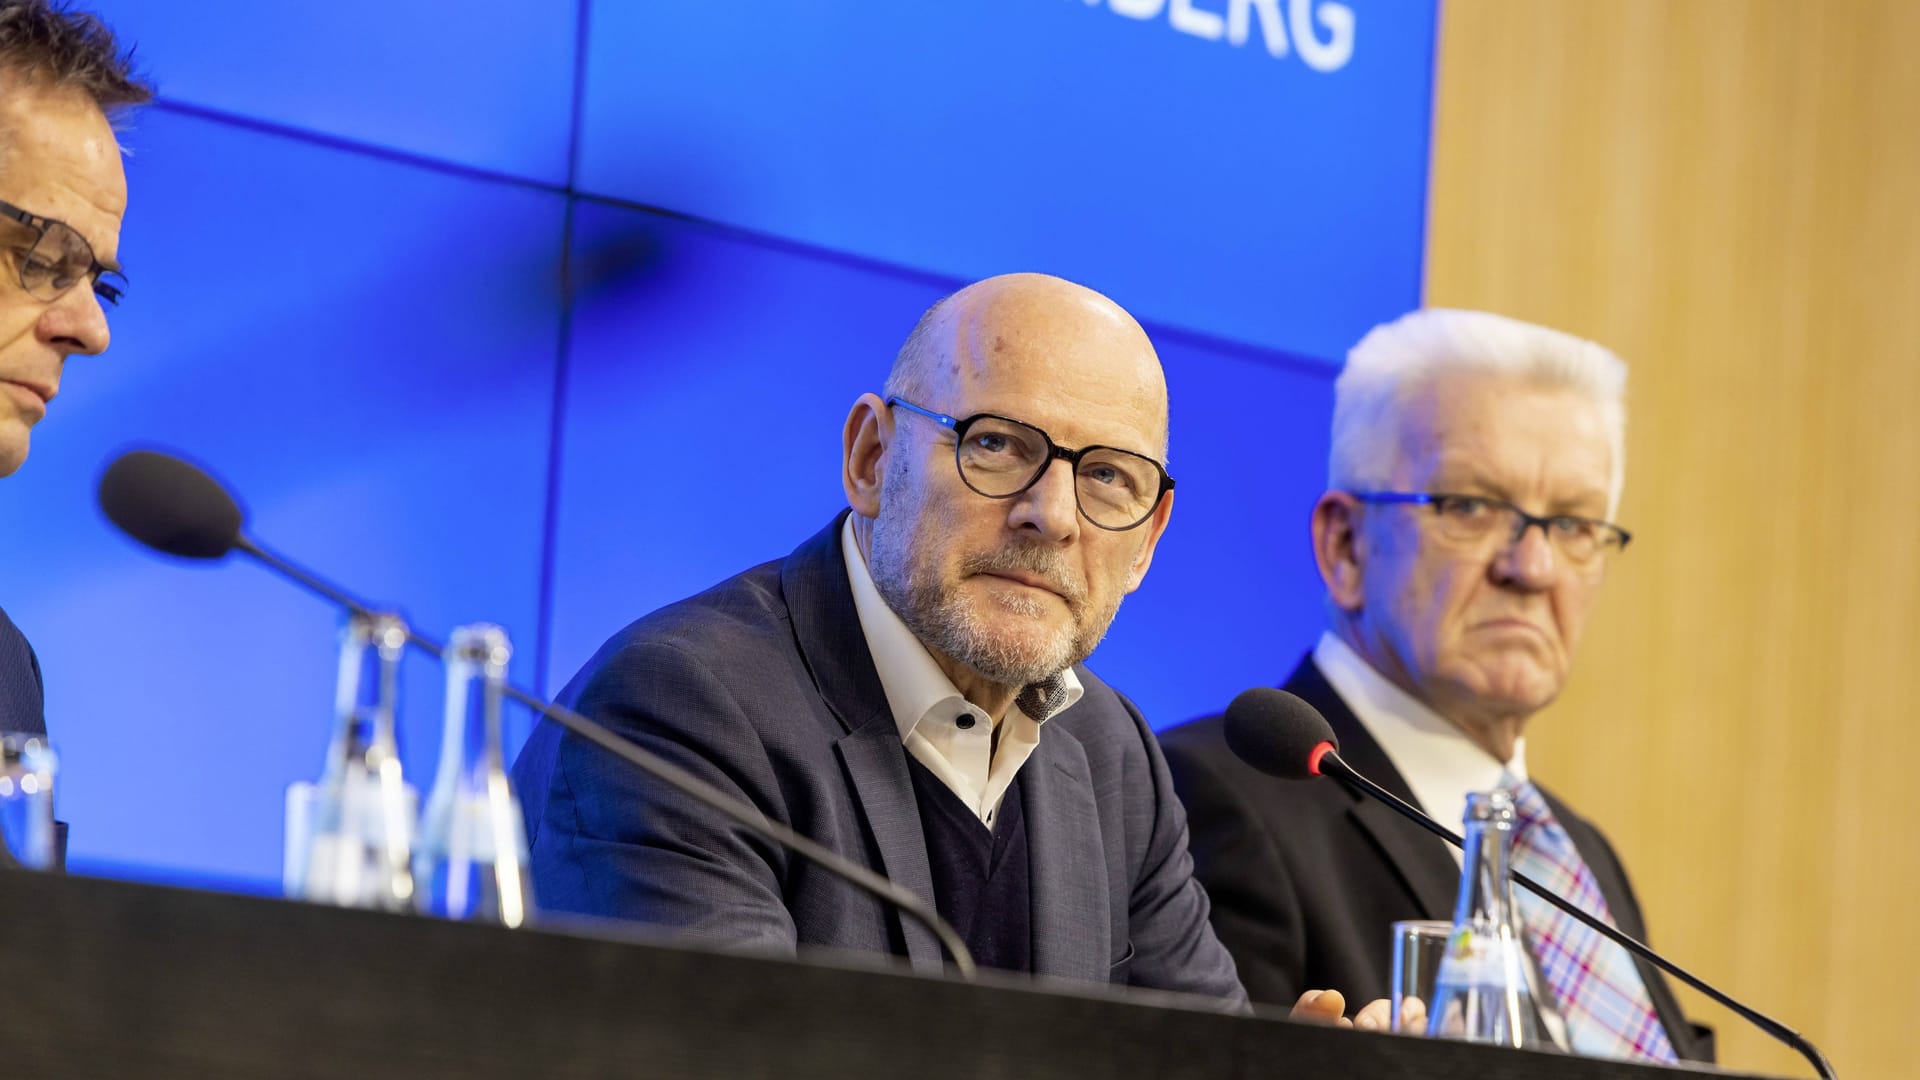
left=1424, top=2, right=1920, bottom=1076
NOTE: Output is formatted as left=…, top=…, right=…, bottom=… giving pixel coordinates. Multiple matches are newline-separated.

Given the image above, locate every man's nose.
left=1006, top=458, right=1080, bottom=541
left=38, top=284, right=112, bottom=357
left=1492, top=516, right=1559, bottom=587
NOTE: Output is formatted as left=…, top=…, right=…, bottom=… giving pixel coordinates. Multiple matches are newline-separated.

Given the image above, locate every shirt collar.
left=1313, top=631, right=1527, bottom=836
left=840, top=516, right=1081, bottom=741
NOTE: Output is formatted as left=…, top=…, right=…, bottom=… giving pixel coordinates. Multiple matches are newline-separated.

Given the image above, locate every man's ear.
left=842, top=392, right=892, bottom=517
left=1311, top=490, right=1366, bottom=612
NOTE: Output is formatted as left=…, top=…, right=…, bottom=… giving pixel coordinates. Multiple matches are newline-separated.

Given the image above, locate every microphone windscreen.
left=98, top=450, right=245, bottom=560
left=1223, top=687, right=1338, bottom=780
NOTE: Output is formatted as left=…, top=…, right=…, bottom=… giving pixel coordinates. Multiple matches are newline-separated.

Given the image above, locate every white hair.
left=1329, top=308, right=1628, bottom=517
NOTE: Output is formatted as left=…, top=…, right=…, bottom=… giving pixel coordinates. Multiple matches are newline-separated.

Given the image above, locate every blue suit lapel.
left=783, top=514, right=942, bottom=973
left=1023, top=725, right=1111, bottom=984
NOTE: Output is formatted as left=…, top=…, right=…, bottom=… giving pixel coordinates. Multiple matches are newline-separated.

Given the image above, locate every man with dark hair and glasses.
left=1161, top=309, right=1714, bottom=1062
left=0, top=1, right=149, bottom=750
left=513, top=273, right=1390, bottom=1022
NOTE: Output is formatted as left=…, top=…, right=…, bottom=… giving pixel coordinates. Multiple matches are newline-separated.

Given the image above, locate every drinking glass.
left=1391, top=919, right=1452, bottom=1032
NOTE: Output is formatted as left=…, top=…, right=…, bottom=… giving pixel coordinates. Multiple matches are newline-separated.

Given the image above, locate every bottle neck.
left=450, top=658, right=505, bottom=781
left=325, top=615, right=407, bottom=780
left=430, top=627, right=513, bottom=797
left=1453, top=791, right=1522, bottom=927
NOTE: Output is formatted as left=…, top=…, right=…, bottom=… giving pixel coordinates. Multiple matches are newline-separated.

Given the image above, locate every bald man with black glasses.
left=514, top=273, right=1402, bottom=1029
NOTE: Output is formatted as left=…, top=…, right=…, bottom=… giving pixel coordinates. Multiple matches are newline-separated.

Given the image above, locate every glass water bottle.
left=413, top=623, right=535, bottom=928
left=0, top=734, right=58, bottom=869
left=286, top=611, right=418, bottom=911
left=1426, top=789, right=1545, bottom=1049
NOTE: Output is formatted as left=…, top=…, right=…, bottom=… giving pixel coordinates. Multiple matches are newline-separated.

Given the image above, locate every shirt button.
left=955, top=714, right=976, bottom=730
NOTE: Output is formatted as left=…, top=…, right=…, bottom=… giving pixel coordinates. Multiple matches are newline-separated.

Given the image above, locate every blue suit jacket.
left=0, top=605, right=59, bottom=870
left=0, top=606, right=45, bottom=737
left=514, top=515, right=1244, bottom=1003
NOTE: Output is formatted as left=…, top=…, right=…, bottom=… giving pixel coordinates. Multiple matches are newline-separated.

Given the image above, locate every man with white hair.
left=1159, top=309, right=1714, bottom=1062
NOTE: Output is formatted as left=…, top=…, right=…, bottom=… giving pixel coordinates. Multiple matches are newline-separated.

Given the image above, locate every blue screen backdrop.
left=89, top=0, right=580, bottom=183
left=580, top=0, right=1437, bottom=362
left=0, top=1, right=1436, bottom=890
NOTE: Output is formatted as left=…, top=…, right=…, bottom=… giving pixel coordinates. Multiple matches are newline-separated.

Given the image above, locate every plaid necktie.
left=1506, top=780, right=1677, bottom=1063
left=1014, top=671, right=1071, bottom=723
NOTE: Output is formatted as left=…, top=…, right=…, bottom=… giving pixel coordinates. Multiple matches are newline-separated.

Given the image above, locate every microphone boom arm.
left=498, top=682, right=979, bottom=980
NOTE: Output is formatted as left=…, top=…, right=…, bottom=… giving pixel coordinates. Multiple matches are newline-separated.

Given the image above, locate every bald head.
left=845, top=273, right=1177, bottom=708
left=886, top=273, right=1169, bottom=457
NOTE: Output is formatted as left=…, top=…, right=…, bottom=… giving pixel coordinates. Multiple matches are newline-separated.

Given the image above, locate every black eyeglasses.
left=0, top=198, right=126, bottom=307
left=887, top=397, right=1174, bottom=531
left=1351, top=491, right=1633, bottom=566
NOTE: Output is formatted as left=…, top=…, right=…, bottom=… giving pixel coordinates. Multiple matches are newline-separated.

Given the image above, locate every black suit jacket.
left=512, top=515, right=1243, bottom=1002
left=1158, top=654, right=1713, bottom=1061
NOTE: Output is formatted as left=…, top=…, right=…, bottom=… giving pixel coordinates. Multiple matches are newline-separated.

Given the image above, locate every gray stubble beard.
left=867, top=497, right=1123, bottom=690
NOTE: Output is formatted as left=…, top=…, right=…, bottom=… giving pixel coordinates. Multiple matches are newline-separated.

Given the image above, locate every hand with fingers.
left=1289, top=989, right=1426, bottom=1034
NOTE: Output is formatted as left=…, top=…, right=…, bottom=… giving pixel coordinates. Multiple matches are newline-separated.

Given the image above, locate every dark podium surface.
left=0, top=873, right=1782, bottom=1079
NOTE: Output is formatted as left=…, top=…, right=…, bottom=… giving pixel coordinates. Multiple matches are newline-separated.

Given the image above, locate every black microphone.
left=98, top=449, right=242, bottom=560
left=97, top=448, right=979, bottom=980
left=1224, top=687, right=1836, bottom=1080
left=99, top=449, right=395, bottom=616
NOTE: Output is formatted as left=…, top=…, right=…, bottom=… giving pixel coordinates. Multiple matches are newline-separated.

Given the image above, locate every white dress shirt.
left=841, top=517, right=1082, bottom=827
